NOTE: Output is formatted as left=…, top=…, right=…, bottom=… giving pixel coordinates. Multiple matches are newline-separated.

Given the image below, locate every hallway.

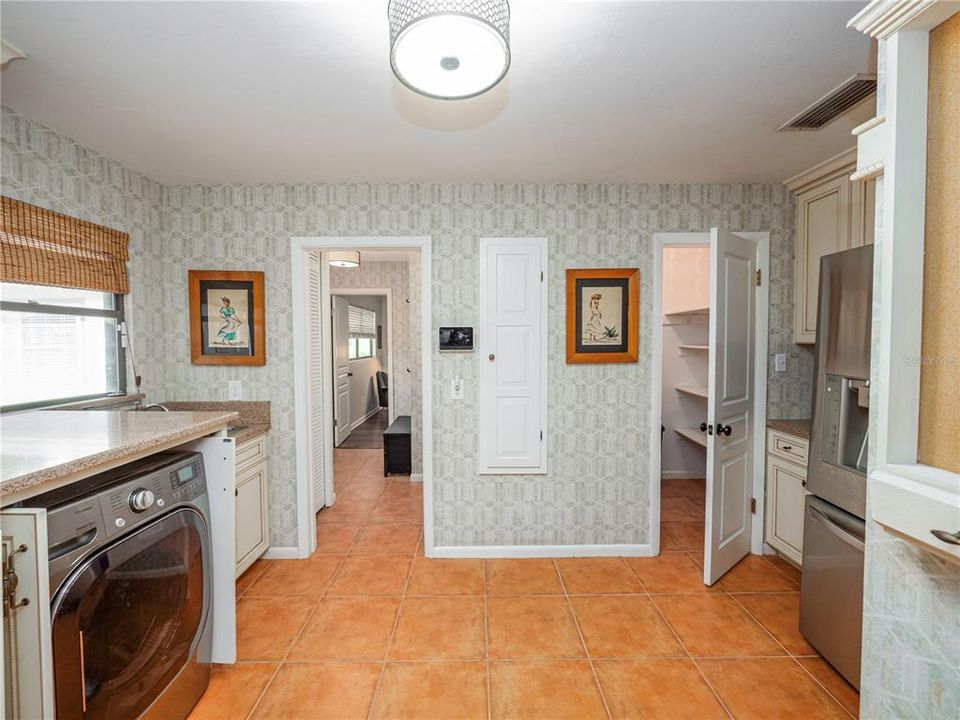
left=338, top=409, right=391, bottom=450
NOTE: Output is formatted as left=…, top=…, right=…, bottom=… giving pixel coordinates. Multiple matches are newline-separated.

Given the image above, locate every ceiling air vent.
left=778, top=74, right=877, bottom=131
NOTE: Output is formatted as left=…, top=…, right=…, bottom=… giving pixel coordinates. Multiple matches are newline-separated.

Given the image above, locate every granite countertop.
left=162, top=401, right=270, bottom=444
left=767, top=418, right=811, bottom=440
left=0, top=409, right=238, bottom=503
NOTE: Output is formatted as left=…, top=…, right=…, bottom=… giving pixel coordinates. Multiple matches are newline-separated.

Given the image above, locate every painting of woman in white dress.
left=566, top=268, right=639, bottom=364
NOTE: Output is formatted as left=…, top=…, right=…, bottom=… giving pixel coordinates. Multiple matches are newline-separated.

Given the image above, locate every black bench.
left=383, top=415, right=411, bottom=476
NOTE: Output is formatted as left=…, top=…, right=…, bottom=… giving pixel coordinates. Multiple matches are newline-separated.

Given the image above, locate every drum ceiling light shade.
left=329, top=250, right=360, bottom=268
left=388, top=0, right=511, bottom=100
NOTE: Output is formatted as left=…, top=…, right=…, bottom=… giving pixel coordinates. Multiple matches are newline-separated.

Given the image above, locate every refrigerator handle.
left=810, top=506, right=865, bottom=552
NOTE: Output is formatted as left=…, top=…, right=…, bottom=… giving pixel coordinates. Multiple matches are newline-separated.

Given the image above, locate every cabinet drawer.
left=236, top=434, right=267, bottom=472
left=768, top=430, right=808, bottom=466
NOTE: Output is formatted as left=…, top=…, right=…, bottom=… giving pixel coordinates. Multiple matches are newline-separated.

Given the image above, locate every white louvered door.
left=307, top=252, right=326, bottom=512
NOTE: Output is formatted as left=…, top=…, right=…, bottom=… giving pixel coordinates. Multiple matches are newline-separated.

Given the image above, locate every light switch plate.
left=775, top=353, right=788, bottom=373
left=228, top=380, right=243, bottom=400
left=451, top=377, right=464, bottom=401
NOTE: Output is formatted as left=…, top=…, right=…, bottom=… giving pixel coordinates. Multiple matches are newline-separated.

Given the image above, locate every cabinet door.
left=795, top=175, right=851, bottom=344
left=235, top=462, right=268, bottom=576
left=2, top=509, right=55, bottom=720
left=765, top=457, right=807, bottom=564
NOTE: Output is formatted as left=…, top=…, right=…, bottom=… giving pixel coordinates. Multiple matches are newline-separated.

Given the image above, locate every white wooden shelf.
left=678, top=344, right=709, bottom=352
left=666, top=306, right=709, bottom=317
left=676, top=384, right=709, bottom=399
left=675, top=427, right=708, bottom=448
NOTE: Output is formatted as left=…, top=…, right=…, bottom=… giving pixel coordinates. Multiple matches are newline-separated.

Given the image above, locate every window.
left=347, top=305, right=376, bottom=360
left=1, top=283, right=126, bottom=411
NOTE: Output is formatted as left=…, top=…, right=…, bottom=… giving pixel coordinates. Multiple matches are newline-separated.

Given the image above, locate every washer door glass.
left=51, top=507, right=209, bottom=720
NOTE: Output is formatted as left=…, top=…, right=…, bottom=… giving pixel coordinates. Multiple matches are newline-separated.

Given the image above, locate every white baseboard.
left=348, top=407, right=380, bottom=431
left=431, top=543, right=655, bottom=559
left=661, top=471, right=707, bottom=480
left=410, top=473, right=423, bottom=483
left=261, top=546, right=299, bottom=560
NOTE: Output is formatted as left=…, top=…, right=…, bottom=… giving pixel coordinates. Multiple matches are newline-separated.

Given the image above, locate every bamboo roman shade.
left=0, top=196, right=129, bottom=294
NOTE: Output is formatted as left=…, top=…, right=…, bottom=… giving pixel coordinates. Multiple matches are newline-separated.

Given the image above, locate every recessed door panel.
left=496, top=397, right=533, bottom=460
left=497, top=254, right=531, bottom=314
left=496, top=325, right=533, bottom=389
left=721, top=256, right=751, bottom=403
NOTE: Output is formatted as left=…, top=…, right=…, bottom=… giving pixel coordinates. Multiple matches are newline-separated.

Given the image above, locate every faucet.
left=142, top=403, right=170, bottom=412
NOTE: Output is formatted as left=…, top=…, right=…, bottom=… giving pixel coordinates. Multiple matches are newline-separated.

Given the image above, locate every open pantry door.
left=703, top=228, right=759, bottom=585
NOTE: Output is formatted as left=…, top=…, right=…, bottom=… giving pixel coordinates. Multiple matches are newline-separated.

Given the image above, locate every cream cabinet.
left=787, top=149, right=875, bottom=344
left=235, top=433, right=269, bottom=577
left=764, top=429, right=809, bottom=565
left=2, top=509, right=55, bottom=720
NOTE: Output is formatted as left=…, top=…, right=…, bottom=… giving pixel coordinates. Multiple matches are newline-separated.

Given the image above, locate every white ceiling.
left=0, top=1, right=875, bottom=184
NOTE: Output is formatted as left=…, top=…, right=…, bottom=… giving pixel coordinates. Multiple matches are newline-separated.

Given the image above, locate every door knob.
left=347, top=372, right=353, bottom=377
left=488, top=354, right=496, bottom=361
left=931, top=529, right=960, bottom=546
left=699, top=422, right=713, bottom=435
left=716, top=423, right=732, bottom=437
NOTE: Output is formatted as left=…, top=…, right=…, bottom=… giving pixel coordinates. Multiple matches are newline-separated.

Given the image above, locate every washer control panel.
left=98, top=453, right=206, bottom=538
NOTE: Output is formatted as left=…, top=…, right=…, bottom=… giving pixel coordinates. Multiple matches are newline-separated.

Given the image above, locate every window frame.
left=0, top=289, right=127, bottom=412
left=347, top=305, right=377, bottom=361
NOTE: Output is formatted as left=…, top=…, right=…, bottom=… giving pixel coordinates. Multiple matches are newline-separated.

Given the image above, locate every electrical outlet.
left=775, top=353, right=788, bottom=373
left=228, top=380, right=243, bottom=400
left=451, top=377, right=464, bottom=401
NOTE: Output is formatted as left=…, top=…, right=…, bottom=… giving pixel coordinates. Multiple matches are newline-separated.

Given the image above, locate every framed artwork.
left=188, top=270, right=266, bottom=365
left=566, top=268, right=639, bottom=364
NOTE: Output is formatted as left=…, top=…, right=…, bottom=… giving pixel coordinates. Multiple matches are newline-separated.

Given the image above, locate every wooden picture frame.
left=566, top=268, right=640, bottom=364
left=188, top=270, right=266, bottom=365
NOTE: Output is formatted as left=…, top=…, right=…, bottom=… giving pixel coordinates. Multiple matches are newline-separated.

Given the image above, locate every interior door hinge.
left=333, top=419, right=338, bottom=428
left=754, top=269, right=762, bottom=287
left=750, top=498, right=757, bottom=514
left=540, top=270, right=544, bottom=282
left=539, top=430, right=543, bottom=441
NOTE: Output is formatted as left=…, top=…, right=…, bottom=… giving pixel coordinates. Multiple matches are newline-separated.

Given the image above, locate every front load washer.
left=30, top=451, right=212, bottom=720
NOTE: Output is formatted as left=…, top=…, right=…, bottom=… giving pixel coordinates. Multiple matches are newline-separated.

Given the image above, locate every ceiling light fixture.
left=388, top=0, right=511, bottom=100
left=329, top=250, right=360, bottom=268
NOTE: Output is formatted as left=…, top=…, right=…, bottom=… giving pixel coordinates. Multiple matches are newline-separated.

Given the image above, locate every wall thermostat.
left=439, top=327, right=474, bottom=352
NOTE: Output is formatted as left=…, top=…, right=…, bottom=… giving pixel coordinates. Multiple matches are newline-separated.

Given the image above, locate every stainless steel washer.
left=30, top=451, right=212, bottom=720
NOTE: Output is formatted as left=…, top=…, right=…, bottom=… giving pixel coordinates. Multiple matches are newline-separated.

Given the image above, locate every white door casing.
left=332, top=295, right=351, bottom=447
left=704, top=228, right=759, bottom=584
left=479, top=238, right=548, bottom=474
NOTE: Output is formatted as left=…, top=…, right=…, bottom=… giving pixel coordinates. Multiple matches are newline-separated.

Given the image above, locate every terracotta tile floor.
left=188, top=460, right=859, bottom=720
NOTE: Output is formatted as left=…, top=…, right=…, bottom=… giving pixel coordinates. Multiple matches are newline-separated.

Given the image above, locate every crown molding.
left=784, top=147, right=857, bottom=191
left=848, top=0, right=959, bottom=39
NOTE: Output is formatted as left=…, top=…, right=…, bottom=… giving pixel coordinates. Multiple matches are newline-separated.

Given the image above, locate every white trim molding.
left=433, top=544, right=654, bottom=559
left=784, top=147, right=858, bottom=190
left=851, top=6, right=960, bottom=563
left=848, top=0, right=959, bottom=38
left=851, top=115, right=886, bottom=181
left=261, top=546, right=300, bottom=560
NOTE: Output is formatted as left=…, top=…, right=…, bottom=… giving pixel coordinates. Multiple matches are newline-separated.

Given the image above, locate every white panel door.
left=479, top=238, right=547, bottom=474
left=332, top=295, right=352, bottom=447
left=704, top=228, right=758, bottom=585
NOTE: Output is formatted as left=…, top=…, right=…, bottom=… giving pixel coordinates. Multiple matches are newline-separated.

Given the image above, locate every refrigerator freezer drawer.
left=799, top=495, right=864, bottom=689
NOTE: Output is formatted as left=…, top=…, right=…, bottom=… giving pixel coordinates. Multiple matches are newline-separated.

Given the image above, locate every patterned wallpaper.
left=859, top=43, right=960, bottom=719
left=331, top=260, right=422, bottom=474
left=1, top=106, right=812, bottom=551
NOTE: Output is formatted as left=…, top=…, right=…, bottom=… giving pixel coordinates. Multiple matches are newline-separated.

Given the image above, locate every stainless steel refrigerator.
left=800, top=243, right=873, bottom=690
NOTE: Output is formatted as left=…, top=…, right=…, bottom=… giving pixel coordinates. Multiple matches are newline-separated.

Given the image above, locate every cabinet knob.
left=782, top=445, right=792, bottom=451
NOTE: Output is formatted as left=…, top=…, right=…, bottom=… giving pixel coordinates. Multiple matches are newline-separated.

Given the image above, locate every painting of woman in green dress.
left=207, top=292, right=248, bottom=348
